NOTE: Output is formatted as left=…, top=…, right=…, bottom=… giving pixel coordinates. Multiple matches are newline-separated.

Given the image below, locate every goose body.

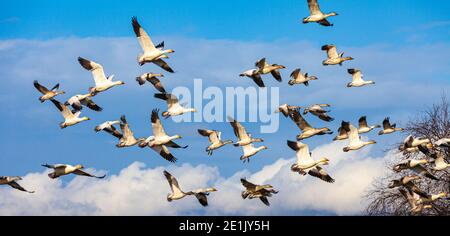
left=145, top=109, right=183, bottom=147
left=198, top=129, right=233, bottom=155
left=0, top=176, right=34, bottom=193
left=42, top=164, right=105, bottom=179
left=389, top=175, right=429, bottom=199
left=95, top=120, right=122, bottom=138
left=136, top=73, right=166, bottom=93
left=343, top=123, right=376, bottom=152
left=357, top=116, right=381, bottom=134
left=288, top=109, right=333, bottom=140
left=78, top=57, right=124, bottom=96
left=275, top=104, right=301, bottom=117
left=154, top=93, right=197, bottom=118
left=303, top=0, right=338, bottom=26
left=288, top=68, right=318, bottom=86
left=228, top=117, right=264, bottom=146
left=33, top=80, right=65, bottom=102
left=418, top=145, right=450, bottom=171
left=378, top=117, right=404, bottom=135
left=321, top=45, right=353, bottom=66
left=116, top=115, right=144, bottom=148
left=240, top=178, right=278, bottom=206
left=303, top=104, right=334, bottom=122
left=333, top=121, right=350, bottom=141
left=255, top=58, right=285, bottom=82
left=393, top=160, right=438, bottom=180
left=240, top=69, right=265, bottom=88
left=347, top=69, right=375, bottom=87
left=240, top=143, right=268, bottom=163
left=66, top=93, right=102, bottom=112
left=399, top=135, right=431, bottom=152
left=50, top=99, right=90, bottom=128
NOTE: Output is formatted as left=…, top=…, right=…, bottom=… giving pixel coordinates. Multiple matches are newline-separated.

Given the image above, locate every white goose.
left=241, top=178, right=278, bottom=206
left=399, top=188, right=432, bottom=214
left=136, top=73, right=166, bottom=93
left=154, top=93, right=197, bottom=118
left=378, top=117, right=404, bottom=135
left=275, top=104, right=301, bottom=117
left=78, top=57, right=125, bottom=96
left=42, top=164, right=105, bottom=179
left=357, top=116, right=381, bottom=134
left=418, top=145, right=450, bottom=171
left=388, top=175, right=429, bottom=199
left=343, top=123, right=376, bottom=152
left=0, top=176, right=34, bottom=193
left=66, top=93, right=102, bottom=112
left=288, top=68, right=318, bottom=86
left=321, top=44, right=353, bottom=66
left=288, top=109, right=333, bottom=140
left=436, top=138, right=450, bottom=148
left=303, top=104, right=334, bottom=122
left=50, top=99, right=90, bottom=129
left=141, top=109, right=185, bottom=147
left=33, top=80, right=65, bottom=102
left=333, top=121, right=350, bottom=141
left=239, top=68, right=265, bottom=87
left=116, top=115, right=145, bottom=148
left=399, top=135, right=431, bottom=153
left=393, top=160, right=438, bottom=180
left=132, top=17, right=175, bottom=72
left=303, top=0, right=338, bottom=26
left=228, top=117, right=264, bottom=146
left=255, top=58, right=285, bottom=82
left=347, top=69, right=375, bottom=87
left=164, top=170, right=217, bottom=207
left=240, top=143, right=268, bottom=163
left=95, top=120, right=122, bottom=138
left=198, top=129, right=233, bottom=155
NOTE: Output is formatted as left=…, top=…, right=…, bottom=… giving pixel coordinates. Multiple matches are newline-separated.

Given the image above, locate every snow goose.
left=288, top=68, right=318, bottom=86
left=321, top=44, right=353, bottom=66
left=303, top=0, right=338, bottom=26
left=399, top=135, right=431, bottom=152
left=303, top=104, right=334, bottom=122
left=136, top=73, right=166, bottom=93
left=78, top=57, right=125, bottom=96
left=240, top=143, right=268, bottom=163
left=357, top=116, right=381, bottom=134
left=42, top=164, right=106, bottom=179
left=240, top=178, right=278, bottom=206
left=393, top=160, right=438, bottom=180
left=435, top=138, right=450, bottom=148
left=240, top=69, right=265, bottom=88
left=288, top=108, right=333, bottom=140
left=275, top=104, right=301, bottom=117
left=417, top=192, right=448, bottom=204
left=388, top=175, right=429, bottom=198
left=0, top=176, right=34, bottom=193
left=33, top=80, right=65, bottom=102
left=378, top=117, right=404, bottom=135
left=198, top=129, right=233, bottom=155
left=287, top=140, right=334, bottom=183
left=154, top=93, right=197, bottom=118
left=343, top=123, right=376, bottom=152
left=95, top=120, right=122, bottom=138
left=228, top=116, right=264, bottom=146
left=418, top=145, right=450, bottom=171
left=255, top=58, right=285, bottom=82
left=346, top=69, right=375, bottom=87
left=333, top=121, right=350, bottom=141
left=66, top=93, right=102, bottom=112
left=116, top=115, right=145, bottom=148
left=139, top=109, right=186, bottom=148
left=50, top=99, right=90, bottom=129
left=164, top=170, right=217, bottom=207
left=132, top=17, right=175, bottom=72
left=399, top=188, right=432, bottom=214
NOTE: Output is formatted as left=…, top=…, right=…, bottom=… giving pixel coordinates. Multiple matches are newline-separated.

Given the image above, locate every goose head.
left=327, top=12, right=338, bottom=17
left=241, top=191, right=249, bottom=199
left=343, top=147, right=351, bottom=152
left=321, top=127, right=333, bottom=134
left=309, top=76, right=318, bottom=80
left=75, top=164, right=84, bottom=170
left=273, top=64, right=285, bottom=70
left=346, top=82, right=353, bottom=87
left=302, top=17, right=310, bottom=24
left=82, top=117, right=91, bottom=122
left=173, top=134, right=182, bottom=140
left=318, top=158, right=330, bottom=165
left=163, top=49, right=175, bottom=54
left=9, top=176, right=22, bottom=182
left=60, top=122, right=68, bottom=129
left=162, top=111, right=171, bottom=118
left=393, top=164, right=403, bottom=172
left=166, top=193, right=173, bottom=202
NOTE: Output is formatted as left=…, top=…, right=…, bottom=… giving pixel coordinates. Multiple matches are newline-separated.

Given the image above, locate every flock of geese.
left=2, top=0, right=449, bottom=211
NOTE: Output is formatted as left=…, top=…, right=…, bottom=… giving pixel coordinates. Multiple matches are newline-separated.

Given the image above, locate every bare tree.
left=365, top=95, right=450, bottom=216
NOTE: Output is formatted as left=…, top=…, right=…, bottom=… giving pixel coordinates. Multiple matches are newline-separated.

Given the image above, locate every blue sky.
left=0, top=0, right=449, bottom=215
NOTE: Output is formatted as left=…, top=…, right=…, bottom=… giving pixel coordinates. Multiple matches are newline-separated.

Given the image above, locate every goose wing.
left=317, top=113, right=334, bottom=122
left=81, top=97, right=102, bottom=112
left=308, top=166, right=334, bottom=183
left=399, top=188, right=418, bottom=209
left=50, top=99, right=74, bottom=119
left=104, top=125, right=123, bottom=139
left=290, top=68, right=301, bottom=79
left=228, top=117, right=250, bottom=140
left=147, top=76, right=166, bottom=93
left=193, top=192, right=209, bottom=207
left=411, top=165, right=439, bottom=180
left=337, top=121, right=350, bottom=136
left=271, top=70, right=282, bottom=82
left=154, top=93, right=184, bottom=111
left=8, top=181, right=34, bottom=193
left=198, top=129, right=220, bottom=144
left=120, top=115, right=136, bottom=141
left=317, top=19, right=332, bottom=27
left=153, top=59, right=174, bottom=73
left=288, top=141, right=314, bottom=166
left=255, top=58, right=266, bottom=70
left=348, top=69, right=364, bottom=83
left=151, top=109, right=167, bottom=138
left=250, top=73, right=265, bottom=88
left=78, top=57, right=108, bottom=86
left=358, top=116, right=368, bottom=128
left=382, top=117, right=393, bottom=130
left=307, top=0, right=322, bottom=15
left=348, top=124, right=361, bottom=146
left=289, top=109, right=312, bottom=131
left=153, top=145, right=177, bottom=163
left=33, top=80, right=50, bottom=94
left=163, top=170, right=183, bottom=194
left=131, top=17, right=156, bottom=53
left=165, top=141, right=188, bottom=149
left=417, top=144, right=437, bottom=158
left=259, top=196, right=270, bottom=206
left=240, top=178, right=257, bottom=191
left=73, top=169, right=106, bottom=179
left=321, top=45, right=338, bottom=59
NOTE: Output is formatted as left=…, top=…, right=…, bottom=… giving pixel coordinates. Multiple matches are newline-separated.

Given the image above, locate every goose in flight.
left=416, top=192, right=448, bottom=205
left=228, top=117, right=264, bottom=146
left=321, top=45, right=353, bottom=66
left=136, top=73, right=166, bottom=93
left=343, top=123, right=376, bottom=152
left=139, top=142, right=179, bottom=163
left=347, top=69, right=375, bottom=87
left=399, top=188, right=432, bottom=214
left=154, top=93, right=197, bottom=118
left=303, top=0, right=338, bottom=26
left=399, top=135, right=431, bottom=153
left=50, top=99, right=90, bottom=129
left=164, top=170, right=217, bottom=207
left=287, top=140, right=334, bottom=183
left=239, top=143, right=268, bottom=163
left=198, top=129, right=233, bottom=155
left=303, top=104, right=334, bottom=122
left=255, top=58, right=285, bottom=82
left=140, top=109, right=186, bottom=148
left=288, top=109, right=333, bottom=140
left=240, top=178, right=278, bottom=206
left=95, top=120, right=122, bottom=138
left=66, top=93, right=102, bottom=112
left=333, top=121, right=350, bottom=141
left=42, top=164, right=106, bottom=179
left=132, top=17, right=175, bottom=72
left=78, top=57, right=125, bottom=96
left=0, top=176, right=34, bottom=193
left=288, top=68, right=318, bottom=86
left=393, top=160, right=438, bottom=180
left=116, top=115, right=145, bottom=148
left=33, top=80, right=65, bottom=102
left=378, top=117, right=404, bottom=135
left=357, top=116, right=381, bottom=134
left=418, top=145, right=450, bottom=171
left=435, top=138, right=450, bottom=148
left=388, top=175, right=429, bottom=199
left=240, top=69, right=265, bottom=87
left=275, top=104, right=301, bottom=117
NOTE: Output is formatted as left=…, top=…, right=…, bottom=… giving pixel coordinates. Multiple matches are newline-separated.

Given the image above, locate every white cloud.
left=0, top=142, right=396, bottom=216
